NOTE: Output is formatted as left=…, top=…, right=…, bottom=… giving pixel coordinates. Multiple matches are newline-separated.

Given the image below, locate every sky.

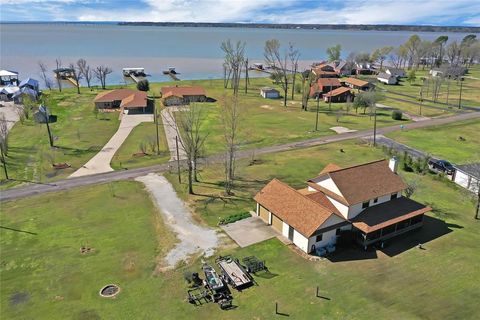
left=0, top=0, right=479, bottom=26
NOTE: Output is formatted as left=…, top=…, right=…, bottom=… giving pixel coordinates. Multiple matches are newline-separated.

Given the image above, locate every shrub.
left=392, top=110, right=403, bottom=120
left=218, top=212, right=251, bottom=225
left=136, top=79, right=150, bottom=92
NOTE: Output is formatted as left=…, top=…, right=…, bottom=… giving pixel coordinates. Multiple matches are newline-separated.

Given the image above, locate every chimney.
left=389, top=156, right=398, bottom=173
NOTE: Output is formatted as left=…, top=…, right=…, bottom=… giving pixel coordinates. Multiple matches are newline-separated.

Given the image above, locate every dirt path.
left=0, top=102, right=20, bottom=133
left=160, top=107, right=186, bottom=161
left=70, top=114, right=153, bottom=177
left=135, top=173, right=219, bottom=269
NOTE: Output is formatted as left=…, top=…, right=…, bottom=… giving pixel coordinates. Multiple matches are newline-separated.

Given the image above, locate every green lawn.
left=111, top=121, right=170, bottom=170
left=387, top=119, right=480, bottom=163
left=151, top=77, right=405, bottom=155
left=0, top=88, right=120, bottom=189
left=2, top=140, right=479, bottom=319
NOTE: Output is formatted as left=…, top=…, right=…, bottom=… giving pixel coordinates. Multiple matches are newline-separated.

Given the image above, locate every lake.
left=0, top=23, right=472, bottom=86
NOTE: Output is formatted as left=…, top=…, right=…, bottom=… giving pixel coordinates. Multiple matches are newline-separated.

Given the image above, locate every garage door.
left=271, top=214, right=283, bottom=233
left=259, top=205, right=269, bottom=223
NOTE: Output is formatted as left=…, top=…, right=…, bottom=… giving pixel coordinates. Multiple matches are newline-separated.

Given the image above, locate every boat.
left=163, top=67, right=178, bottom=75
left=202, top=264, right=224, bottom=291
left=122, top=67, right=146, bottom=77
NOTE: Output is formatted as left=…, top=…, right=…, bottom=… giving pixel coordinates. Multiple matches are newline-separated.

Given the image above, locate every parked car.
left=428, top=159, right=455, bottom=175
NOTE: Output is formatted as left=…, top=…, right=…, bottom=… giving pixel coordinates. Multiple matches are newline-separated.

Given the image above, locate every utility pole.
left=315, top=96, right=320, bottom=131
left=328, top=84, right=332, bottom=111
left=0, top=147, right=8, bottom=180
left=175, top=135, right=181, bottom=183
left=458, top=77, right=464, bottom=109
left=152, top=97, right=160, bottom=155
left=373, top=103, right=377, bottom=147
left=41, top=105, right=53, bottom=147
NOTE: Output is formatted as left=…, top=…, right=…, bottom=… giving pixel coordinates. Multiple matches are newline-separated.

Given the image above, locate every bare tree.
left=94, top=66, right=113, bottom=89
left=300, top=70, right=314, bottom=111
left=403, top=35, right=421, bottom=69
left=220, top=94, right=242, bottom=195
left=371, top=46, right=393, bottom=70
left=54, top=58, right=63, bottom=92
left=38, top=61, right=53, bottom=90
left=264, top=39, right=289, bottom=107
left=175, top=104, right=208, bottom=194
left=288, top=43, right=300, bottom=101
left=220, top=39, right=246, bottom=96
left=0, top=114, right=9, bottom=156
left=77, top=58, right=93, bottom=89
left=446, top=41, right=461, bottom=66
left=68, top=63, right=82, bottom=94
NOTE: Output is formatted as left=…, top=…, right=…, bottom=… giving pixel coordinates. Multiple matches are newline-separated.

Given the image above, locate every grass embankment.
left=0, top=89, right=119, bottom=189
left=0, top=181, right=176, bottom=319
left=2, top=139, right=479, bottom=319
left=387, top=119, right=480, bottom=163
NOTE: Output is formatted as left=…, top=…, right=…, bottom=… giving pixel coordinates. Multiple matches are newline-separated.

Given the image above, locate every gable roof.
left=94, top=89, right=139, bottom=103
left=161, top=86, right=206, bottom=97
left=254, top=179, right=338, bottom=237
left=119, top=92, right=147, bottom=108
left=324, top=87, right=351, bottom=97
left=19, top=78, right=39, bottom=89
left=0, top=70, right=18, bottom=77
left=309, top=160, right=407, bottom=205
left=317, top=78, right=341, bottom=88
left=377, top=72, right=395, bottom=79
left=319, top=163, right=342, bottom=174
left=343, top=77, right=369, bottom=87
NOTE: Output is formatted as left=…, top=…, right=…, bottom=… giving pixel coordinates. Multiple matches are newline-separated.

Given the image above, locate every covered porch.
left=351, top=197, right=432, bottom=249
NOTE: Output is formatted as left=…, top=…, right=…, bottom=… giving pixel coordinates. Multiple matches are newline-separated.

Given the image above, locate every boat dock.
left=123, top=67, right=146, bottom=83
left=163, top=67, right=180, bottom=81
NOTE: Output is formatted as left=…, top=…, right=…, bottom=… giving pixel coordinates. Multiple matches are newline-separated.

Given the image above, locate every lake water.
left=0, top=23, right=472, bottom=86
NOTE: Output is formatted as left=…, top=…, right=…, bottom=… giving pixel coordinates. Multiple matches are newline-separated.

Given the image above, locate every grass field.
left=387, top=119, right=480, bottom=163
left=2, top=139, right=479, bottom=319
left=0, top=88, right=120, bottom=189
left=111, top=121, right=170, bottom=170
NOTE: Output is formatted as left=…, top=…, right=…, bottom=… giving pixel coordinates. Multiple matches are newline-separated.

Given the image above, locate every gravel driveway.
left=70, top=114, right=153, bottom=177
left=135, top=173, right=219, bottom=269
left=0, top=102, right=20, bottom=133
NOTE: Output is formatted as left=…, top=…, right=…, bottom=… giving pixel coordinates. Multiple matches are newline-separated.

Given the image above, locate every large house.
left=385, top=67, right=406, bottom=78
left=323, top=87, right=353, bottom=103
left=343, top=77, right=371, bottom=91
left=161, top=86, right=206, bottom=106
left=377, top=73, right=398, bottom=85
left=254, top=159, right=431, bottom=255
left=310, top=78, right=341, bottom=98
left=94, top=89, right=148, bottom=113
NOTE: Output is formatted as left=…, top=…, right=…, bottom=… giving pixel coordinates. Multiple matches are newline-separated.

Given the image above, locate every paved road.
left=69, top=114, right=153, bottom=177
left=2, top=111, right=479, bottom=202
left=363, top=135, right=428, bottom=159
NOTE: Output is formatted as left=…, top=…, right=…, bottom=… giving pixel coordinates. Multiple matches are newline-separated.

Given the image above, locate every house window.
left=362, top=201, right=370, bottom=209
left=316, top=234, right=323, bottom=242
left=390, top=193, right=398, bottom=200
left=373, top=197, right=378, bottom=203
left=336, top=228, right=341, bottom=236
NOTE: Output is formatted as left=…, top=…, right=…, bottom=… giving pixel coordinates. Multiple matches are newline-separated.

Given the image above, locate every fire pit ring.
left=99, top=284, right=120, bottom=298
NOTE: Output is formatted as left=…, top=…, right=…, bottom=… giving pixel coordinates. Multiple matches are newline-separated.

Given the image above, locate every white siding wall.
left=316, top=177, right=343, bottom=197
left=454, top=171, right=479, bottom=193
left=320, top=214, right=345, bottom=229
left=256, top=203, right=259, bottom=215
left=348, top=192, right=403, bottom=219
left=327, top=196, right=349, bottom=219
left=292, top=230, right=309, bottom=253
left=307, top=229, right=338, bottom=252
left=282, top=222, right=290, bottom=238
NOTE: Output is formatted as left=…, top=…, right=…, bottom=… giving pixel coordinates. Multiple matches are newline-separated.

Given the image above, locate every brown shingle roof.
left=351, top=197, right=431, bottom=233
left=316, top=78, right=341, bottom=89
left=319, top=163, right=342, bottom=174
left=309, top=159, right=407, bottom=205
left=324, top=87, right=351, bottom=97
left=344, top=77, right=369, bottom=87
left=254, top=179, right=337, bottom=237
left=94, top=89, right=140, bottom=103
left=161, top=86, right=206, bottom=97
left=305, top=192, right=341, bottom=215
left=120, top=91, right=147, bottom=109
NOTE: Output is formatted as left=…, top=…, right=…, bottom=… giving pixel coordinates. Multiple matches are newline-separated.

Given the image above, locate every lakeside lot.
left=2, top=139, right=479, bottom=319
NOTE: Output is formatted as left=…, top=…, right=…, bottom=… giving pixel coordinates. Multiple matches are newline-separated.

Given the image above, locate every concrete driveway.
left=160, top=107, right=186, bottom=161
left=221, top=215, right=278, bottom=248
left=70, top=114, right=153, bottom=177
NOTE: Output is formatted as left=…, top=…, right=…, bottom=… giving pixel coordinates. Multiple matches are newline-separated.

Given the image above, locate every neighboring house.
left=377, top=73, right=398, bottom=85
left=312, top=63, right=335, bottom=73
left=309, top=78, right=341, bottom=98
left=429, top=68, right=443, bottom=77
left=343, top=77, right=371, bottom=91
left=13, top=87, right=38, bottom=104
left=161, top=86, right=207, bottom=106
left=254, top=159, right=431, bottom=255
left=385, top=68, right=406, bottom=78
left=323, top=87, right=354, bottom=103
left=0, top=70, right=19, bottom=86
left=355, top=62, right=375, bottom=75
left=19, top=78, right=40, bottom=92
left=0, top=85, right=19, bottom=101
left=260, top=87, right=280, bottom=99
left=313, top=70, right=339, bottom=79
left=334, top=60, right=354, bottom=76
left=94, top=89, right=148, bottom=113
left=453, top=163, right=480, bottom=193
left=429, top=66, right=467, bottom=79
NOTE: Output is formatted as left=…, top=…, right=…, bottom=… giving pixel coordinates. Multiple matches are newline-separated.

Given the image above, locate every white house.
left=385, top=67, right=406, bottom=78
left=254, top=159, right=431, bottom=255
left=260, top=87, right=280, bottom=99
left=453, top=163, right=480, bottom=193
left=377, top=73, right=398, bottom=85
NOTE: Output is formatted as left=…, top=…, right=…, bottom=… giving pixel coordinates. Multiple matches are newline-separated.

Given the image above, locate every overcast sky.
left=0, top=0, right=479, bottom=26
